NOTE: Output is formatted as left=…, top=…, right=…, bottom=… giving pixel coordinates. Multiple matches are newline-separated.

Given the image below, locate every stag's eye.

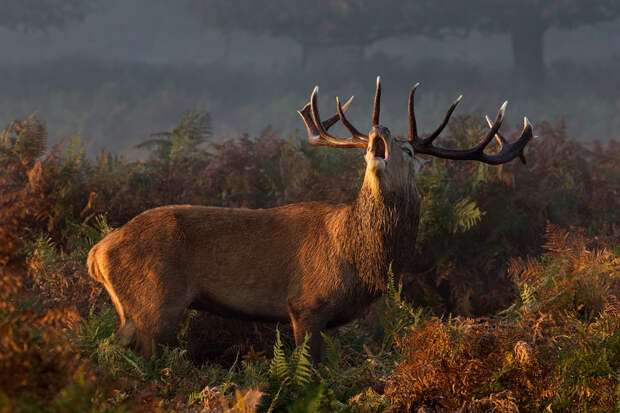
left=402, top=147, right=413, bottom=157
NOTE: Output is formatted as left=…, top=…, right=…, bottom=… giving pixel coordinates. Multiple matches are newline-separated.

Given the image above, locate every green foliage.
left=269, top=330, right=289, bottom=384
left=136, top=109, right=211, bottom=165
left=286, top=383, right=346, bottom=413
left=64, top=214, right=113, bottom=260
left=270, top=330, right=313, bottom=386
left=415, top=145, right=486, bottom=245
left=80, top=308, right=145, bottom=379
left=380, top=267, right=429, bottom=348
left=266, top=329, right=316, bottom=411
left=452, top=197, right=485, bottom=233
left=23, top=234, right=60, bottom=274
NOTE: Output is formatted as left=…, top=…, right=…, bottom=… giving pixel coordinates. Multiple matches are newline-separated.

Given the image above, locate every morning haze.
left=1, top=0, right=619, bottom=154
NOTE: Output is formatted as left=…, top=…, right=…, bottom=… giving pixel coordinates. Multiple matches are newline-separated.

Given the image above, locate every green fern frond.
left=269, top=329, right=289, bottom=383
left=520, top=282, right=540, bottom=313
left=136, top=109, right=211, bottom=163
left=287, top=383, right=330, bottom=413
left=382, top=266, right=429, bottom=347
left=289, top=333, right=313, bottom=387
left=452, top=197, right=485, bottom=233
left=321, top=332, right=341, bottom=372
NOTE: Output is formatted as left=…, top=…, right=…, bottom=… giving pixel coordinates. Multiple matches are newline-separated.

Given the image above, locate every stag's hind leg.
left=117, top=320, right=136, bottom=345
left=133, top=302, right=189, bottom=359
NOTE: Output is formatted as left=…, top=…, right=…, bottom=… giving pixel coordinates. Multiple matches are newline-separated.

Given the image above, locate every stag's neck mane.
left=339, top=176, right=419, bottom=294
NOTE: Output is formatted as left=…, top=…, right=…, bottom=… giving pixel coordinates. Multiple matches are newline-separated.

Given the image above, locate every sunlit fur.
left=87, top=125, right=419, bottom=361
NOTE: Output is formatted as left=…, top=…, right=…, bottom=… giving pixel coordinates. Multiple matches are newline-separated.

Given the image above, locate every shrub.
left=385, top=225, right=619, bottom=412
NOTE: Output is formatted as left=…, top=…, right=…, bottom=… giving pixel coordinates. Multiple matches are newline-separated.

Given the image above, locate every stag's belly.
left=189, top=263, right=292, bottom=323
left=189, top=294, right=289, bottom=323
left=189, top=286, right=290, bottom=323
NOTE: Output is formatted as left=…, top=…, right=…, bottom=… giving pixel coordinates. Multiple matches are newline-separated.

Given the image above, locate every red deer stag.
left=88, top=77, right=534, bottom=361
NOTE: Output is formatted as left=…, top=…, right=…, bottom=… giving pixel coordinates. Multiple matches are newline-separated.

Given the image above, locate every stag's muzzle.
left=365, top=126, right=390, bottom=172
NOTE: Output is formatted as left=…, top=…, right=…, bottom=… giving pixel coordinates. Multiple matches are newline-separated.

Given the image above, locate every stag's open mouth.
left=366, top=135, right=388, bottom=173
left=370, top=136, right=388, bottom=160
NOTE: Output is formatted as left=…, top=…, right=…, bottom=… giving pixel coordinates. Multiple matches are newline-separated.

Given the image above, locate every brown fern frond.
left=508, top=256, right=543, bottom=283
left=542, top=222, right=572, bottom=253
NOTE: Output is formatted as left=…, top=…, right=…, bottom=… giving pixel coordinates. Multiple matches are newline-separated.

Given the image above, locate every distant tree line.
left=1, top=0, right=618, bottom=91
left=188, top=0, right=620, bottom=90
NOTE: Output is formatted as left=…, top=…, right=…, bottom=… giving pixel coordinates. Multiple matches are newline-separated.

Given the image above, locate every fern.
left=321, top=332, right=342, bottom=372
left=176, top=309, right=197, bottom=349
left=269, top=329, right=289, bottom=383
left=240, top=359, right=269, bottom=389
left=219, top=350, right=240, bottom=395
left=136, top=109, right=211, bottom=164
left=382, top=266, right=429, bottom=347
left=286, top=383, right=345, bottom=413
left=519, top=282, right=540, bottom=314
left=452, top=197, right=485, bottom=233
left=289, top=333, right=313, bottom=387
left=266, top=329, right=317, bottom=411
left=22, top=234, right=61, bottom=275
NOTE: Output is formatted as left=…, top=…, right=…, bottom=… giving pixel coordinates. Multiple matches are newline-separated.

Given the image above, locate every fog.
left=1, top=0, right=619, bottom=154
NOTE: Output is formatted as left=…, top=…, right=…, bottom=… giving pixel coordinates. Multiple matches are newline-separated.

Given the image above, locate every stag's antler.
left=298, top=76, right=385, bottom=148
left=408, top=83, right=534, bottom=164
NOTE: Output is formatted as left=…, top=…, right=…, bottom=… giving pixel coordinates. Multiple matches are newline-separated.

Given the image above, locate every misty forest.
left=1, top=1, right=619, bottom=412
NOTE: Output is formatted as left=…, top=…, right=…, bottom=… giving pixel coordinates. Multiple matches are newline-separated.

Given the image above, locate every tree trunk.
left=510, top=23, right=546, bottom=93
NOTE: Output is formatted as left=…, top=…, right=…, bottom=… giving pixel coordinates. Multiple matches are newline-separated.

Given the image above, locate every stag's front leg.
left=287, top=304, right=326, bottom=363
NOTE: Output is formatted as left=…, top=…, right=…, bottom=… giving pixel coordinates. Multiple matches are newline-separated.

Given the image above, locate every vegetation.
left=0, top=111, right=618, bottom=411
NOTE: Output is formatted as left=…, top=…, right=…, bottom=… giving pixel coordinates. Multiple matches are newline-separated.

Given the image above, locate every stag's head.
left=298, top=76, right=534, bottom=195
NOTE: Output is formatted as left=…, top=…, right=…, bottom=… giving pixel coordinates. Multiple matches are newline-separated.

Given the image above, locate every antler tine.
left=408, top=82, right=420, bottom=142
left=336, top=96, right=367, bottom=140
left=472, top=101, right=507, bottom=152
left=297, top=89, right=359, bottom=147
left=485, top=114, right=508, bottom=147
left=485, top=116, right=532, bottom=164
left=323, top=96, right=353, bottom=130
left=411, top=98, right=534, bottom=165
left=297, top=86, right=367, bottom=148
left=372, top=75, right=381, bottom=126
left=298, top=95, right=353, bottom=132
left=421, top=95, right=463, bottom=146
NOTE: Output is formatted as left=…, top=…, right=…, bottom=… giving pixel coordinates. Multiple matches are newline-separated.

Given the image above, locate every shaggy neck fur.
left=340, top=173, right=419, bottom=294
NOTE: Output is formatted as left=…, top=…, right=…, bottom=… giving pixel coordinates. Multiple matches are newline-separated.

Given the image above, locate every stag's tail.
left=86, top=245, right=104, bottom=283
left=87, top=245, right=135, bottom=344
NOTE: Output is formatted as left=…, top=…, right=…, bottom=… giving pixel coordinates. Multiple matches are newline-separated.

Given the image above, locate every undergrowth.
left=0, top=112, right=618, bottom=411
